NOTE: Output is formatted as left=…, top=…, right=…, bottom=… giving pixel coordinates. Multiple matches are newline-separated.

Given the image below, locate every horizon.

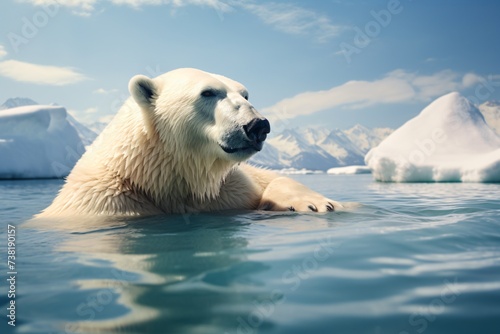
left=1, top=0, right=500, bottom=130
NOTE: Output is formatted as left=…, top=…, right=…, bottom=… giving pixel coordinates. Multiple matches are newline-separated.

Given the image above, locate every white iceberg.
left=365, top=92, right=500, bottom=182
left=327, top=165, right=371, bottom=175
left=275, top=168, right=324, bottom=175
left=0, top=105, right=85, bottom=179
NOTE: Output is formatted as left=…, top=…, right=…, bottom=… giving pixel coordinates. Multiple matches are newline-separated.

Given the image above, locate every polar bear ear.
left=129, top=75, right=157, bottom=109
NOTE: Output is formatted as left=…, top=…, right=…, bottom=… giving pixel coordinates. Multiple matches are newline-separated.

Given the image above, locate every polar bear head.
left=128, top=68, right=270, bottom=163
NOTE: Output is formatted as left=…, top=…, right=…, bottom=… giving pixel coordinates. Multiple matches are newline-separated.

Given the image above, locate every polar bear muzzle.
left=220, top=117, right=270, bottom=155
left=243, top=118, right=270, bottom=150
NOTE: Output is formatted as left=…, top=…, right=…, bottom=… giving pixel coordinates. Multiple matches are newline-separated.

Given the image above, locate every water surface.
left=1, top=175, right=499, bottom=334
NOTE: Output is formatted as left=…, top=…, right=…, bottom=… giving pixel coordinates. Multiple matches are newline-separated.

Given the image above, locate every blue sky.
left=1, top=0, right=499, bottom=131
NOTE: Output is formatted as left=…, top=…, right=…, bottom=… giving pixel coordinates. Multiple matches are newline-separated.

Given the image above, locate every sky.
left=1, top=0, right=500, bottom=132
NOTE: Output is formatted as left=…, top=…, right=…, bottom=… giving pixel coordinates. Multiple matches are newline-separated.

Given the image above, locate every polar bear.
left=39, top=68, right=341, bottom=217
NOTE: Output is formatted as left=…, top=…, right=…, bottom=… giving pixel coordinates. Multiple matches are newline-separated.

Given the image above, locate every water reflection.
left=26, top=213, right=276, bottom=333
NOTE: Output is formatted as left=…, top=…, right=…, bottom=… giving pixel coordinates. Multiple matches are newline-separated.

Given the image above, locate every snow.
left=0, top=97, right=38, bottom=110
left=251, top=125, right=391, bottom=170
left=327, top=165, right=371, bottom=175
left=319, top=129, right=364, bottom=163
left=365, top=92, right=500, bottom=183
left=298, top=127, right=330, bottom=145
left=345, top=124, right=393, bottom=153
left=275, top=168, right=324, bottom=175
left=267, top=129, right=306, bottom=157
left=0, top=105, right=85, bottom=179
left=247, top=143, right=284, bottom=170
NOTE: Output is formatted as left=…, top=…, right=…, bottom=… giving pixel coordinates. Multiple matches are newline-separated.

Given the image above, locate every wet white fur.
left=39, top=68, right=339, bottom=217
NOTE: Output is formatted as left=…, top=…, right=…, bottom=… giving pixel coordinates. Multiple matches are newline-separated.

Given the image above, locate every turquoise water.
left=1, top=175, right=499, bottom=334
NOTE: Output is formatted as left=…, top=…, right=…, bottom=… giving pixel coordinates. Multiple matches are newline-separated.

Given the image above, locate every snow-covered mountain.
left=0, top=97, right=38, bottom=110
left=249, top=125, right=393, bottom=170
left=344, top=124, right=393, bottom=153
left=479, top=100, right=500, bottom=135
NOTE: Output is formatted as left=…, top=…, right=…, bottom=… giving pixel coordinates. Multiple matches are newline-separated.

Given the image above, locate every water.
left=1, top=175, right=499, bottom=334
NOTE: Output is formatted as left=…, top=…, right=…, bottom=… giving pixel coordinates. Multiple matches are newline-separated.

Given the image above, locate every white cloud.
left=24, top=0, right=231, bottom=14
left=18, top=1, right=341, bottom=42
left=0, top=45, right=7, bottom=59
left=462, top=73, right=484, bottom=88
left=236, top=2, right=343, bottom=42
left=409, top=70, right=462, bottom=100
left=0, top=60, right=88, bottom=85
left=98, top=114, right=115, bottom=123
left=111, top=0, right=231, bottom=11
left=93, top=88, right=118, bottom=94
left=85, top=107, right=98, bottom=113
left=68, top=107, right=101, bottom=125
left=18, top=0, right=98, bottom=15
left=262, top=70, right=490, bottom=121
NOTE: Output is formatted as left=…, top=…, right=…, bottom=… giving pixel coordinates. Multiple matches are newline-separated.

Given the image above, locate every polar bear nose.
left=243, top=118, right=271, bottom=143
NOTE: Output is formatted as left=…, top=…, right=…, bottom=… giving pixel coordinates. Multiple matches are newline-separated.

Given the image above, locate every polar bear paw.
left=258, top=177, right=342, bottom=213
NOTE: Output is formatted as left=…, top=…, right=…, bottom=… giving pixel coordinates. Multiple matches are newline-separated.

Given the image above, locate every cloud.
left=0, top=60, right=88, bottom=85
left=111, top=0, right=231, bottom=12
left=408, top=70, right=462, bottom=100
left=236, top=1, right=343, bottom=42
left=22, top=0, right=231, bottom=14
left=462, top=73, right=484, bottom=88
left=19, top=1, right=341, bottom=42
left=0, top=45, right=7, bottom=59
left=262, top=70, right=490, bottom=121
left=18, top=0, right=98, bottom=15
left=98, top=114, right=115, bottom=123
left=93, top=88, right=118, bottom=94
left=85, top=107, right=98, bottom=113
left=68, top=107, right=100, bottom=124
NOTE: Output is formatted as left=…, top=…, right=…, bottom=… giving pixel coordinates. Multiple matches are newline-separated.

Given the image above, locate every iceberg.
left=327, top=165, right=371, bottom=175
left=365, top=92, right=500, bottom=183
left=0, top=105, right=85, bottom=179
left=275, top=168, right=324, bottom=175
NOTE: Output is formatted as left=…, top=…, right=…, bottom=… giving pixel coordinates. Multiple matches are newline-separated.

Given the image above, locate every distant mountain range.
left=249, top=125, right=393, bottom=170
left=2, top=97, right=500, bottom=171
left=0, top=97, right=39, bottom=110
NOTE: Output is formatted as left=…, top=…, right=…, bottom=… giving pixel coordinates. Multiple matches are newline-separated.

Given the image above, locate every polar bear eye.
left=201, top=89, right=217, bottom=98
left=243, top=95, right=249, bottom=101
